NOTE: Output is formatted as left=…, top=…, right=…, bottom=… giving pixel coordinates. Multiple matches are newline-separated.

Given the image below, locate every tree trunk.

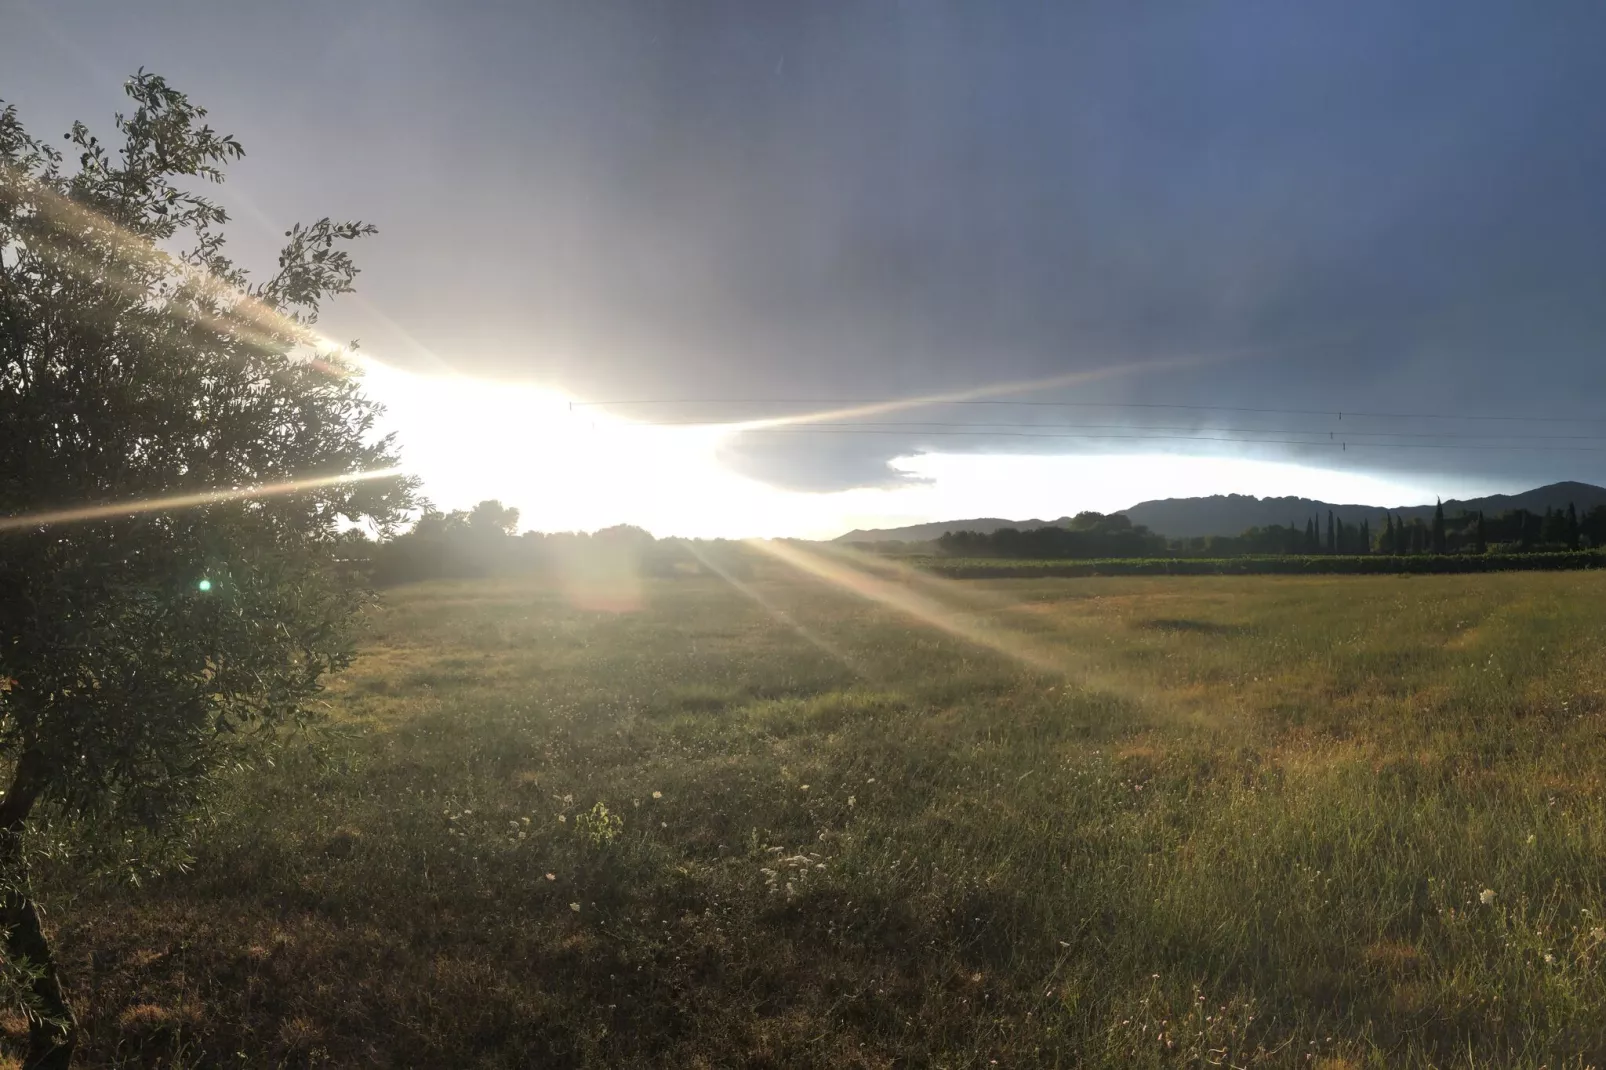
left=0, top=749, right=76, bottom=1069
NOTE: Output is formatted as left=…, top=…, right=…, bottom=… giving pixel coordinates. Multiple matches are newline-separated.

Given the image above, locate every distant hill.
left=1122, top=481, right=1606, bottom=538
left=834, top=481, right=1606, bottom=542
left=835, top=517, right=1072, bottom=543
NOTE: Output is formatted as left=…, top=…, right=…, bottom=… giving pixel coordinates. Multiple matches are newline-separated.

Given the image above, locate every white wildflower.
left=1480, top=888, right=1497, bottom=906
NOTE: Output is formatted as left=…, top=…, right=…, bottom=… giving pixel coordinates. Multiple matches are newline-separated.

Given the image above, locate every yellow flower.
left=1479, top=888, right=1496, bottom=906
left=652, top=791, right=663, bottom=799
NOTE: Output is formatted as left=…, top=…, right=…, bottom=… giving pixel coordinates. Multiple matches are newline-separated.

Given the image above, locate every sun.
left=355, top=361, right=740, bottom=534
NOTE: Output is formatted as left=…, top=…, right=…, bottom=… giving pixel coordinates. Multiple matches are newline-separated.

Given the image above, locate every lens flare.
left=719, top=358, right=1209, bottom=433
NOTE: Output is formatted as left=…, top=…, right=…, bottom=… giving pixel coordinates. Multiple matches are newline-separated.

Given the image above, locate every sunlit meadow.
left=25, top=569, right=1606, bottom=1067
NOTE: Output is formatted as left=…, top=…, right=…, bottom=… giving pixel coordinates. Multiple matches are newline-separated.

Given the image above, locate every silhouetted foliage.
left=0, top=74, right=417, bottom=1062
left=937, top=513, right=1165, bottom=559
left=1581, top=504, right=1606, bottom=548
left=929, top=500, right=1606, bottom=563
left=371, top=504, right=756, bottom=584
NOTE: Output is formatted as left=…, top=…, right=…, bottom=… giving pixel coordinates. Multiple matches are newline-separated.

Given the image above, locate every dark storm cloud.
left=6, top=1, right=1606, bottom=493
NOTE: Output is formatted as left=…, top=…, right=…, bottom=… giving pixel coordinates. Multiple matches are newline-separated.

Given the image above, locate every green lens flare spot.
left=197, top=579, right=212, bottom=592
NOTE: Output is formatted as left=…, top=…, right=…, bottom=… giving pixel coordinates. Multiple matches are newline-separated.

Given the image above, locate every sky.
left=5, top=1, right=1606, bottom=537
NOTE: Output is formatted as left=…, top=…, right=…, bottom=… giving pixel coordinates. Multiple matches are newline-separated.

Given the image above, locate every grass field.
left=23, top=562, right=1606, bottom=1067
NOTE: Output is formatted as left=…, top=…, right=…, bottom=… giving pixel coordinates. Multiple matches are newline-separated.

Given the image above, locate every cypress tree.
left=1568, top=502, right=1580, bottom=550
left=1475, top=510, right=1487, bottom=554
left=1305, top=516, right=1316, bottom=552
left=1431, top=499, right=1447, bottom=554
left=1384, top=514, right=1395, bottom=555
left=1327, top=511, right=1335, bottom=553
left=1360, top=519, right=1370, bottom=554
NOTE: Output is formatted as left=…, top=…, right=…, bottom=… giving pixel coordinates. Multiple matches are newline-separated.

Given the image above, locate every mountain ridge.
left=834, top=481, right=1606, bottom=542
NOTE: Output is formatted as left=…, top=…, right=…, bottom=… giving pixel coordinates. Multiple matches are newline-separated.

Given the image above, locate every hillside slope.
left=834, top=482, right=1606, bottom=541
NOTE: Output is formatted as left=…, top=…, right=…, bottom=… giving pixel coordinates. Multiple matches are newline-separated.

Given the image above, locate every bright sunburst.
left=355, top=362, right=1469, bottom=540
left=357, top=361, right=745, bottom=534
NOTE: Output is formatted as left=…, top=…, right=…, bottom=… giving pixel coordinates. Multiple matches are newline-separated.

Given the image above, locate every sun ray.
left=683, top=542, right=867, bottom=676
left=745, top=538, right=1087, bottom=679
left=712, top=353, right=1230, bottom=433
left=0, top=468, right=405, bottom=533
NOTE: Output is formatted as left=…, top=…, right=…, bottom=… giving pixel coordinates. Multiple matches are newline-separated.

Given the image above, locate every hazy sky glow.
left=6, top=1, right=1606, bottom=536
left=361, top=362, right=1491, bottom=538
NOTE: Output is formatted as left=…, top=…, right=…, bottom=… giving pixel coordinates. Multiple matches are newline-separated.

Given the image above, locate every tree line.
left=350, top=500, right=757, bottom=584
left=934, top=502, right=1606, bottom=560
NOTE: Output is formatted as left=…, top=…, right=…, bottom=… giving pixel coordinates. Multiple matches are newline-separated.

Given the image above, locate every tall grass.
left=25, top=572, right=1606, bottom=1067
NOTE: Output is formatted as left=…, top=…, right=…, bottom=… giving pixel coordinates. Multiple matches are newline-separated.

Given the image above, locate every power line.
left=573, top=397, right=1606, bottom=426
left=707, top=427, right=1606, bottom=453
left=639, top=418, right=1606, bottom=443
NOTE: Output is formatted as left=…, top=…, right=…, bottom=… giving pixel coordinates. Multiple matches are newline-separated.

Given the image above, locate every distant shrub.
left=575, top=802, right=623, bottom=848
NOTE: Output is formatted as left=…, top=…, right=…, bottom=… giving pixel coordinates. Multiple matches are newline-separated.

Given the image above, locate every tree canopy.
left=0, top=73, right=416, bottom=1063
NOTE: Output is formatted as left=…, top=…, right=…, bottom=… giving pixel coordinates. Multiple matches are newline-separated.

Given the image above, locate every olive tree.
left=0, top=73, right=417, bottom=1064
